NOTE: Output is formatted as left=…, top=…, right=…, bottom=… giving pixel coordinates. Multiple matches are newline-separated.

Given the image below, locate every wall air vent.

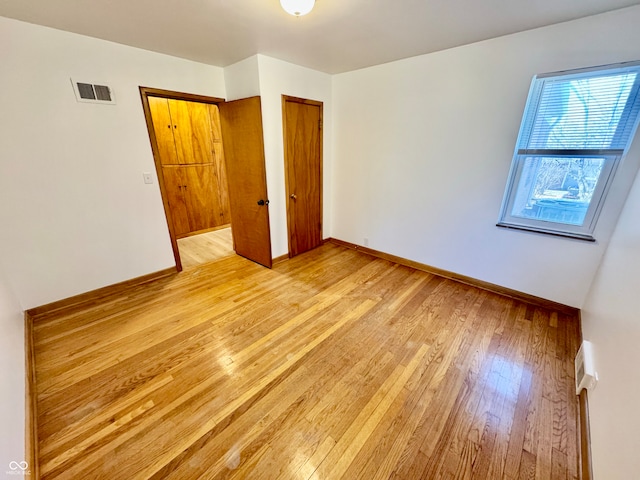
left=71, top=79, right=116, bottom=105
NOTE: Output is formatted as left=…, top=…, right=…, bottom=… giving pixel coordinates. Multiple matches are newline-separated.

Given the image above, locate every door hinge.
left=318, top=120, right=323, bottom=130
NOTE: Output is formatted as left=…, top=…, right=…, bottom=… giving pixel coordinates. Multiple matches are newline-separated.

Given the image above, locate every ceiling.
left=1, top=0, right=639, bottom=74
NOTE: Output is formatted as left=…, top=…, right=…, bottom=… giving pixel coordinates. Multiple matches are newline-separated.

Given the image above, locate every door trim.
left=139, top=87, right=225, bottom=271
left=281, top=95, right=323, bottom=258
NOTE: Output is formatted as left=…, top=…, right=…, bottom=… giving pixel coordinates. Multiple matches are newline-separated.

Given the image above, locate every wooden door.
left=209, top=105, right=231, bottom=224
left=162, top=166, right=191, bottom=237
left=168, top=99, right=215, bottom=165
left=282, top=96, right=323, bottom=257
left=148, top=97, right=179, bottom=166
left=182, top=165, right=222, bottom=232
left=208, top=104, right=223, bottom=142
left=219, top=97, right=272, bottom=268
left=213, top=143, right=231, bottom=225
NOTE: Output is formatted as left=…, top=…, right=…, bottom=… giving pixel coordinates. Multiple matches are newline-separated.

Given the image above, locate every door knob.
left=290, top=194, right=297, bottom=200
left=257, top=199, right=270, bottom=206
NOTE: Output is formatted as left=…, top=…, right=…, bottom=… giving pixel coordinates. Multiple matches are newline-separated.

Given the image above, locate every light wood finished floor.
left=177, top=227, right=234, bottom=268
left=32, top=243, right=581, bottom=479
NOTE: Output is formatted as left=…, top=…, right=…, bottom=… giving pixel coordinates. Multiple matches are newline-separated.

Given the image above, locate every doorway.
left=140, top=88, right=272, bottom=270
left=282, top=95, right=323, bottom=257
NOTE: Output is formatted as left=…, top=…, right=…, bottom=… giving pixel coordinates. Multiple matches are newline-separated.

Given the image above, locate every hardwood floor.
left=31, top=243, right=581, bottom=479
left=177, top=227, right=234, bottom=268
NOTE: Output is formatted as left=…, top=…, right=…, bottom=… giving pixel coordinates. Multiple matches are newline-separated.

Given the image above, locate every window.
left=498, top=61, right=640, bottom=240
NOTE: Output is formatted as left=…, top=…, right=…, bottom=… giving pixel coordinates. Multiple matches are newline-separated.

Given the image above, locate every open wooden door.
left=219, top=97, right=272, bottom=268
left=282, top=96, right=323, bottom=257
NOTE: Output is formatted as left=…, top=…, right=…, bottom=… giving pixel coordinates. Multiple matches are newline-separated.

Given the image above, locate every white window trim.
left=498, top=154, right=619, bottom=241
left=497, top=61, right=640, bottom=241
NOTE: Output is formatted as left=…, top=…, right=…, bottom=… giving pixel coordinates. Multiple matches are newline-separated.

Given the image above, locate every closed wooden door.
left=148, top=98, right=217, bottom=166
left=208, top=104, right=223, bottom=142
left=209, top=105, right=231, bottom=224
left=168, top=100, right=216, bottom=165
left=219, top=97, right=272, bottom=268
left=162, top=166, right=190, bottom=236
left=213, top=143, right=231, bottom=224
left=282, top=96, right=323, bottom=257
left=182, top=165, right=222, bottom=232
left=148, top=97, right=179, bottom=166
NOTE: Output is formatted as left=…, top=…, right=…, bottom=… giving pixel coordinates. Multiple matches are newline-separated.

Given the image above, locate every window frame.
left=497, top=61, right=640, bottom=241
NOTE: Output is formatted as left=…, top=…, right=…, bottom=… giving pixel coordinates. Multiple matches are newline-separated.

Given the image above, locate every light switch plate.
left=143, top=172, right=153, bottom=184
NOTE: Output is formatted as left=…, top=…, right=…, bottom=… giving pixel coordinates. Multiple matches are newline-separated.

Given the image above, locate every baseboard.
left=24, top=312, right=38, bottom=479
left=272, top=253, right=290, bottom=265
left=576, top=311, right=593, bottom=480
left=579, top=390, right=593, bottom=480
left=328, top=238, right=579, bottom=316
left=26, top=267, right=178, bottom=319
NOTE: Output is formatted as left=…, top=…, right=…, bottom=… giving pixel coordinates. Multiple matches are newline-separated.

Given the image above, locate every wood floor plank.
left=351, top=293, right=491, bottom=480
left=314, top=344, right=431, bottom=480
left=177, top=226, right=234, bottom=268
left=519, top=449, right=537, bottom=480
left=389, top=295, right=500, bottom=479
left=32, top=243, right=581, bottom=479
left=402, top=293, right=497, bottom=479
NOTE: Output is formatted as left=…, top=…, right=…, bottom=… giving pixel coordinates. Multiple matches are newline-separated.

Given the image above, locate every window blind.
left=519, top=64, right=640, bottom=152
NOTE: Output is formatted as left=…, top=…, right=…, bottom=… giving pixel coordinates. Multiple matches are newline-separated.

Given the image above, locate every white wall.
left=224, top=56, right=261, bottom=100
left=256, top=55, right=333, bottom=257
left=0, top=17, right=226, bottom=309
left=581, top=167, right=640, bottom=479
left=331, top=6, right=640, bottom=308
left=0, top=266, right=25, bottom=474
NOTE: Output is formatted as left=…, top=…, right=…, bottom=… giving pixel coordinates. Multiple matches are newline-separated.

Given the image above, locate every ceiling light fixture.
left=280, top=0, right=315, bottom=16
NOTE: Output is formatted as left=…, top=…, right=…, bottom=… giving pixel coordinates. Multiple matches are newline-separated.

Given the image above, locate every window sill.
left=496, top=223, right=596, bottom=242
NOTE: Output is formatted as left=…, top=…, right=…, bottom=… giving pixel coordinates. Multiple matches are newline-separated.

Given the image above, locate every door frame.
left=281, top=95, right=324, bottom=258
left=139, top=87, right=225, bottom=272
